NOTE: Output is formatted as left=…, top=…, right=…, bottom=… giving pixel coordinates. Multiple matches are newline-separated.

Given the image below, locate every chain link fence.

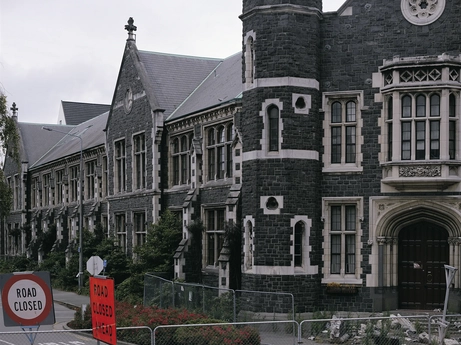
left=0, top=326, right=152, bottom=345
left=143, top=274, right=294, bottom=322
left=3, top=314, right=461, bottom=345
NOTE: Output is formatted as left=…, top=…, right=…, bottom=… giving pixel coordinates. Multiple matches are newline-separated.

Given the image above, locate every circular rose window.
left=401, top=0, right=445, bottom=26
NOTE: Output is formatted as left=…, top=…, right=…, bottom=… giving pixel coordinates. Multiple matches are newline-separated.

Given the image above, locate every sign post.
left=90, top=276, right=116, bottom=345
left=0, top=271, right=55, bottom=345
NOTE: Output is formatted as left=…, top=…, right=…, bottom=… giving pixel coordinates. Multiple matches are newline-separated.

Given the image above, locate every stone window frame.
left=260, top=99, right=284, bottom=155
left=170, top=132, right=192, bottom=187
left=383, top=90, right=459, bottom=162
left=244, top=30, right=256, bottom=89
left=322, top=91, right=364, bottom=173
left=85, top=159, right=97, bottom=200
left=321, top=197, right=363, bottom=285
left=115, top=212, right=127, bottom=253
left=204, top=121, right=233, bottom=182
left=133, top=132, right=146, bottom=190
left=114, top=138, right=126, bottom=193
left=203, top=207, right=226, bottom=268
left=290, top=215, right=315, bottom=274
left=243, top=216, right=255, bottom=272
left=55, top=169, right=64, bottom=205
left=133, top=210, right=147, bottom=249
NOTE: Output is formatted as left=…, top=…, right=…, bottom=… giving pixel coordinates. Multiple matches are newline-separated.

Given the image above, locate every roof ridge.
left=167, top=60, right=225, bottom=121
left=138, top=49, right=223, bottom=61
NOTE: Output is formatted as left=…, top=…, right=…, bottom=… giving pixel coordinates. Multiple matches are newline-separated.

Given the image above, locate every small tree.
left=0, top=93, right=20, bottom=221
left=135, top=209, right=182, bottom=277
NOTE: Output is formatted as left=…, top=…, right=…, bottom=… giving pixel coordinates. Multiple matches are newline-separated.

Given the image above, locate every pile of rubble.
left=307, top=314, right=461, bottom=345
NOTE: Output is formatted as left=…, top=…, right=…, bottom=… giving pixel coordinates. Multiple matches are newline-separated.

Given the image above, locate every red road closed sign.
left=0, top=271, right=55, bottom=327
left=90, top=276, right=116, bottom=345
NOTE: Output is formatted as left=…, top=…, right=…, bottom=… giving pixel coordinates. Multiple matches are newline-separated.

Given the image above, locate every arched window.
left=245, top=220, right=253, bottom=270
left=294, top=222, right=304, bottom=267
left=402, top=95, right=412, bottom=118
left=268, top=105, right=279, bottom=152
left=387, top=96, right=393, bottom=161
left=245, top=36, right=255, bottom=85
left=206, top=123, right=233, bottom=181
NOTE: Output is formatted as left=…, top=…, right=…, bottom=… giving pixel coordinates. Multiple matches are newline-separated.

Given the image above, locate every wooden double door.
left=398, top=222, right=448, bottom=309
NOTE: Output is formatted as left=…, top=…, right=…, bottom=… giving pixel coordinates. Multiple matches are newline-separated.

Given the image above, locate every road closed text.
left=14, top=287, right=43, bottom=312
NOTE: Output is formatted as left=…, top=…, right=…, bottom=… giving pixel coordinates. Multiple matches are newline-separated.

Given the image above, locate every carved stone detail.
left=399, top=165, right=441, bottom=177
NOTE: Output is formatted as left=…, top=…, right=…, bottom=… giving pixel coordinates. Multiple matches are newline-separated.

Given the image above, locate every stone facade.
left=3, top=0, right=461, bottom=313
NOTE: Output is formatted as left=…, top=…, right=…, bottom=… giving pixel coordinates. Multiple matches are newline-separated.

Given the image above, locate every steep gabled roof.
left=17, top=123, right=73, bottom=167
left=137, top=51, right=222, bottom=118
left=168, top=52, right=242, bottom=121
left=31, top=111, right=108, bottom=168
left=59, top=101, right=110, bottom=125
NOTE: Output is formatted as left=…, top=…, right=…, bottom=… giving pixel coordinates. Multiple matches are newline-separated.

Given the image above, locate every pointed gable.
left=138, top=51, right=222, bottom=118
left=168, top=52, right=242, bottom=121
left=59, top=101, right=110, bottom=125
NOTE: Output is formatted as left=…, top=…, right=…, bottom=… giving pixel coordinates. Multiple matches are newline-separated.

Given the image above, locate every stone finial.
left=10, top=102, right=18, bottom=120
left=125, top=17, right=137, bottom=42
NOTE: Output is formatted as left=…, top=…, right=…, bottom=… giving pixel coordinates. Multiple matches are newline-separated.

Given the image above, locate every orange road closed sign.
left=90, top=276, right=116, bottom=345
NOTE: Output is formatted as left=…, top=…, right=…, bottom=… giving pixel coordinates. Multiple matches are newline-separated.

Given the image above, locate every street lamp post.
left=42, top=126, right=84, bottom=290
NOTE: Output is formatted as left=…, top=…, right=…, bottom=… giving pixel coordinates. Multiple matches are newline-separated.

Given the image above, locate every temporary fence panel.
left=300, top=314, right=431, bottom=345
left=173, top=281, right=235, bottom=321
left=0, top=326, right=153, bottom=345
left=235, top=289, right=295, bottom=322
left=153, top=320, right=298, bottom=345
left=144, top=273, right=174, bottom=309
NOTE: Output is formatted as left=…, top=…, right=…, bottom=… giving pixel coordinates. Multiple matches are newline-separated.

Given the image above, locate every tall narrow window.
left=205, top=209, right=225, bottom=267
left=245, top=36, right=255, bottom=85
left=329, top=204, right=357, bottom=276
left=43, top=174, right=51, bottom=206
left=56, top=170, right=63, bottom=204
left=134, top=133, right=146, bottom=190
left=294, top=222, right=304, bottom=267
left=102, top=156, right=108, bottom=197
left=401, top=122, right=412, bottom=160
left=115, top=214, right=126, bottom=253
left=226, top=126, right=233, bottom=178
left=206, top=124, right=233, bottom=181
left=14, top=174, right=20, bottom=210
left=268, top=105, right=279, bottom=152
left=208, top=129, right=216, bottom=180
left=86, top=160, right=96, bottom=199
left=402, top=95, right=412, bottom=118
left=387, top=96, right=393, bottom=161
left=329, top=101, right=357, bottom=164
left=180, top=136, right=188, bottom=184
left=171, top=134, right=191, bottom=186
left=115, top=140, right=126, bottom=193
left=415, top=121, right=425, bottom=160
left=134, top=212, right=146, bottom=248
left=217, top=127, right=225, bottom=179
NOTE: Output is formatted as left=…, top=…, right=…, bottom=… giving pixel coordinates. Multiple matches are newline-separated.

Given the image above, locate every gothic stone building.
left=3, top=0, right=461, bottom=312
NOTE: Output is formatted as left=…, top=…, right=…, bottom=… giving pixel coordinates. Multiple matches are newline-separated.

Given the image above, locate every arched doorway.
left=398, top=221, right=448, bottom=309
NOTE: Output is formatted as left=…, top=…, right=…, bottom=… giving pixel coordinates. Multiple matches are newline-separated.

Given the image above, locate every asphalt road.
left=0, top=300, right=102, bottom=345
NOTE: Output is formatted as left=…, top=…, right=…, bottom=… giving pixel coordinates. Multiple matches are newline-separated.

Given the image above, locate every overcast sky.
left=0, top=0, right=345, bottom=125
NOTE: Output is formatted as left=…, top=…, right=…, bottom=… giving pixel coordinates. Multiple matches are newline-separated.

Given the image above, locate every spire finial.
left=125, top=17, right=137, bottom=42
left=10, top=102, right=18, bottom=119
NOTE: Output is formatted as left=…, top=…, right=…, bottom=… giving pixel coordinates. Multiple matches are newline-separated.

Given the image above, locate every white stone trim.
left=291, top=215, right=318, bottom=274
left=260, top=195, right=283, bottom=215
left=243, top=149, right=319, bottom=161
left=252, top=77, right=319, bottom=90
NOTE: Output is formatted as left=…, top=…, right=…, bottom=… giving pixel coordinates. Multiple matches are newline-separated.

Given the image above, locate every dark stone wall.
left=243, top=0, right=322, bottom=14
